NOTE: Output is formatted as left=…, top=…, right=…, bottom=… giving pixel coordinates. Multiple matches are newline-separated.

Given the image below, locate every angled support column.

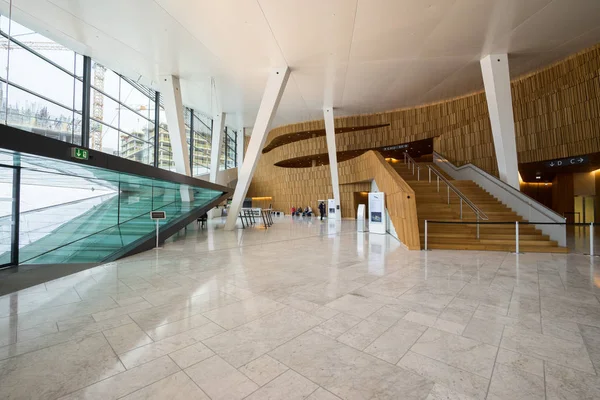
left=324, top=107, right=341, bottom=220
left=159, top=75, right=192, bottom=201
left=481, top=54, right=520, bottom=190
left=237, top=114, right=245, bottom=170
left=210, top=111, right=226, bottom=183
left=225, top=67, right=290, bottom=230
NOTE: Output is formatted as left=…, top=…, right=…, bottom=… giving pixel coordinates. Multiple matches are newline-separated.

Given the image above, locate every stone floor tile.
left=185, top=355, right=258, bottom=400
left=398, top=351, right=488, bottom=400
left=495, top=348, right=544, bottom=377
left=58, top=356, right=179, bottom=400
left=410, top=328, right=498, bottom=378
left=103, top=323, right=153, bottom=354
left=312, top=312, right=362, bottom=339
left=487, top=363, right=544, bottom=400
left=0, top=333, right=125, bottom=400
left=203, top=296, right=285, bottom=329
left=271, top=331, right=433, bottom=400
left=500, top=326, right=595, bottom=374
left=238, top=354, right=289, bottom=386
left=244, top=369, right=318, bottom=400
left=336, top=320, right=389, bottom=350
left=120, top=371, right=209, bottom=400
left=364, top=318, right=427, bottom=364
left=168, top=342, right=214, bottom=369
left=545, top=362, right=600, bottom=400
left=204, top=307, right=322, bottom=367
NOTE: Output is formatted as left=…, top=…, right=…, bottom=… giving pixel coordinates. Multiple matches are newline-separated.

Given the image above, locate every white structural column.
left=159, top=75, right=192, bottom=202
left=324, top=107, right=341, bottom=220
left=159, top=75, right=191, bottom=176
left=209, top=111, right=226, bottom=183
left=224, top=67, right=290, bottom=230
left=480, top=54, right=520, bottom=190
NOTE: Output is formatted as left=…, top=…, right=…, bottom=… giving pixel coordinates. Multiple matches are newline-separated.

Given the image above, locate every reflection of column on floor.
left=368, top=233, right=386, bottom=276
left=357, top=231, right=365, bottom=258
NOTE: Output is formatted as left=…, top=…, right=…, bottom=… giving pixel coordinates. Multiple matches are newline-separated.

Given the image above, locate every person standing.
left=319, top=202, right=326, bottom=220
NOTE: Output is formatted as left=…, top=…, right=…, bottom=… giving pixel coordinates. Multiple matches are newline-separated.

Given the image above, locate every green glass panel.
left=0, top=149, right=225, bottom=265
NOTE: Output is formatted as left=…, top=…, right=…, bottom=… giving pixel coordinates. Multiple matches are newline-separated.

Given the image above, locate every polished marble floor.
left=1, top=216, right=600, bottom=399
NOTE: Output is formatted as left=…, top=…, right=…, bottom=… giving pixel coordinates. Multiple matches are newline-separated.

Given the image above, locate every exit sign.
left=71, top=147, right=89, bottom=160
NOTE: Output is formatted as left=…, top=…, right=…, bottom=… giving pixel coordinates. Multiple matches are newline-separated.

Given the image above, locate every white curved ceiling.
left=4, top=0, right=600, bottom=129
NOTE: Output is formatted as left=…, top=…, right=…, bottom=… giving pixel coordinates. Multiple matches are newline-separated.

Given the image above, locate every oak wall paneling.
left=249, top=42, right=600, bottom=234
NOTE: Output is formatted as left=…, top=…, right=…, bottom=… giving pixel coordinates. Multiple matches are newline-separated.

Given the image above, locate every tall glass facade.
left=0, top=17, right=83, bottom=144
left=0, top=14, right=240, bottom=177
left=90, top=60, right=155, bottom=165
left=191, top=110, right=212, bottom=176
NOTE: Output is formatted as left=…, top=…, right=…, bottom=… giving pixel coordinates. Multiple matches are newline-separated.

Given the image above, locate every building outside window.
left=0, top=16, right=83, bottom=144
left=90, top=60, right=155, bottom=166
left=0, top=15, right=216, bottom=173
left=226, top=127, right=237, bottom=169
left=190, top=110, right=212, bottom=176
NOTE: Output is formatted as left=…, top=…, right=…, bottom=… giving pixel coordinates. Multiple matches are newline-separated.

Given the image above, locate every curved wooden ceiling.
left=262, top=124, right=389, bottom=154
left=274, top=138, right=433, bottom=168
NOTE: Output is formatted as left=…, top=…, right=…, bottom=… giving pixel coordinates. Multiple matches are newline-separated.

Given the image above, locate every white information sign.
left=368, top=192, right=386, bottom=234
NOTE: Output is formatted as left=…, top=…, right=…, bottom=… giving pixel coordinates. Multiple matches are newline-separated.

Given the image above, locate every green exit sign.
left=71, top=147, right=89, bottom=160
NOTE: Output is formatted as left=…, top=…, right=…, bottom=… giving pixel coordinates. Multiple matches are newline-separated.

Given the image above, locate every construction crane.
left=91, top=62, right=105, bottom=151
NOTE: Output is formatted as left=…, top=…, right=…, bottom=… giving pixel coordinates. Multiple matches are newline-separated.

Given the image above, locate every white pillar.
left=159, top=75, right=192, bottom=202
left=237, top=113, right=245, bottom=170
left=159, top=75, right=190, bottom=176
left=210, top=111, right=226, bottom=183
left=480, top=54, right=520, bottom=190
left=324, top=107, right=341, bottom=220
left=224, top=67, right=290, bottom=230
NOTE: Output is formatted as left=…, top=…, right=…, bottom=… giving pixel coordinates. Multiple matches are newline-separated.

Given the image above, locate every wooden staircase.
left=388, top=159, right=567, bottom=253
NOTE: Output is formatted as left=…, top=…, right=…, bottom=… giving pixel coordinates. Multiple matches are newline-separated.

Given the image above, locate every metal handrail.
left=432, top=151, right=563, bottom=222
left=403, top=152, right=489, bottom=239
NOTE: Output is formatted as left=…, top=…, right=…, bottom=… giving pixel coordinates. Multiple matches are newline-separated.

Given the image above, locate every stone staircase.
left=388, top=159, right=567, bottom=253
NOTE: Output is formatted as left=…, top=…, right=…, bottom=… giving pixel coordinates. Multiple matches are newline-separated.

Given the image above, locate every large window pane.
left=91, top=61, right=120, bottom=99
left=120, top=132, right=153, bottom=165
left=90, top=88, right=119, bottom=129
left=8, top=42, right=76, bottom=108
left=119, top=106, right=153, bottom=136
left=92, top=122, right=120, bottom=156
left=120, top=79, right=152, bottom=121
left=6, top=84, right=77, bottom=143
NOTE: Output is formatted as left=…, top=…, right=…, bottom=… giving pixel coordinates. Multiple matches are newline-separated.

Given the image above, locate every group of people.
left=291, top=202, right=327, bottom=221
left=291, top=206, right=313, bottom=217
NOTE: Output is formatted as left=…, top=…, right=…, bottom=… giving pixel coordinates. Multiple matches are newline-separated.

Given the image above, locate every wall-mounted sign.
left=71, top=147, right=89, bottom=160
left=545, top=156, right=589, bottom=168
left=382, top=144, right=409, bottom=152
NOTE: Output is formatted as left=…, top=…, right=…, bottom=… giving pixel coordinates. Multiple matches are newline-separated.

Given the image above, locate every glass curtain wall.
left=90, top=61, right=155, bottom=165
left=191, top=111, right=212, bottom=176
left=0, top=14, right=216, bottom=173
left=157, top=105, right=175, bottom=171
left=226, top=127, right=237, bottom=169
left=0, top=16, right=83, bottom=144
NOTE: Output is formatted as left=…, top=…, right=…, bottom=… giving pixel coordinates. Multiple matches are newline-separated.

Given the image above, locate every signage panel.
left=545, top=156, right=589, bottom=168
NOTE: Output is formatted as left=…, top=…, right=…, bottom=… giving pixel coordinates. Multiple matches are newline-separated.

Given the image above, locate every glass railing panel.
left=0, top=165, right=14, bottom=265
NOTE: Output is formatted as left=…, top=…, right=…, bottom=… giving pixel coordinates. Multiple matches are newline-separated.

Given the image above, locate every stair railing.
left=403, top=152, right=488, bottom=239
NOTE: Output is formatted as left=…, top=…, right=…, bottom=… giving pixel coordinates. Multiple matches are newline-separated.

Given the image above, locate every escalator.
left=0, top=128, right=232, bottom=267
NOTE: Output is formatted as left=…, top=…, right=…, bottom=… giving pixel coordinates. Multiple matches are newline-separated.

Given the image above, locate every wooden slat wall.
left=249, top=42, right=600, bottom=223
left=338, top=151, right=420, bottom=250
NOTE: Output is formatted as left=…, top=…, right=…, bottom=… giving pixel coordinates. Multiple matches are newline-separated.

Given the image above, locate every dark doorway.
left=353, top=191, right=369, bottom=219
